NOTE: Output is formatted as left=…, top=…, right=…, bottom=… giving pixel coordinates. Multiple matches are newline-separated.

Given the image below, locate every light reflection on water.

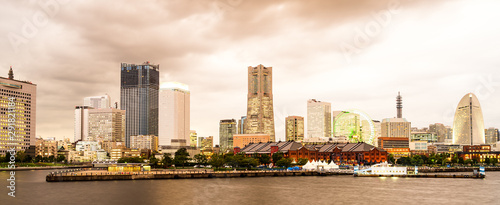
left=1, top=169, right=499, bottom=205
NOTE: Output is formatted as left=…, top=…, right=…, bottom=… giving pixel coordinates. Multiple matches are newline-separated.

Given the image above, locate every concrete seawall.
left=46, top=170, right=353, bottom=182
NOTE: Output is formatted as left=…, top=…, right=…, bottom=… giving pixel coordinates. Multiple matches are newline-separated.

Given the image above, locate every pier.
left=354, top=173, right=485, bottom=179
left=46, top=169, right=354, bottom=182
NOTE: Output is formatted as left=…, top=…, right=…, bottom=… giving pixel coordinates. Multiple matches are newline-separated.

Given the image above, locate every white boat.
left=358, top=162, right=407, bottom=175
left=370, top=162, right=407, bottom=175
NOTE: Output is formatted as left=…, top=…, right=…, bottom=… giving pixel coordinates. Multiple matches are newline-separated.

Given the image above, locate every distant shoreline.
left=0, top=165, right=92, bottom=171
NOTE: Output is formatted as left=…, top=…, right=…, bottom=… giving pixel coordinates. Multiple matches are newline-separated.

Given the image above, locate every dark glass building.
left=120, top=62, right=159, bottom=147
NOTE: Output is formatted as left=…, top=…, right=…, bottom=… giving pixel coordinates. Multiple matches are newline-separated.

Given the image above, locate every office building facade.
left=88, top=108, right=126, bottom=142
left=120, top=62, right=159, bottom=147
left=158, top=82, right=190, bottom=146
left=307, top=99, right=331, bottom=139
left=285, top=116, right=304, bottom=142
left=0, top=68, right=37, bottom=155
left=219, top=119, right=237, bottom=152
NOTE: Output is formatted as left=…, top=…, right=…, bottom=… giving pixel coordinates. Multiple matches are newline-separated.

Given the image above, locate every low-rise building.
left=130, top=135, right=158, bottom=152
left=110, top=148, right=141, bottom=161
left=233, top=134, right=270, bottom=149
left=35, top=138, right=58, bottom=157
left=239, top=141, right=387, bottom=165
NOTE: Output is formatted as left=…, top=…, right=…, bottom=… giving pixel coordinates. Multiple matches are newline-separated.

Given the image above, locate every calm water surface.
left=1, top=169, right=499, bottom=205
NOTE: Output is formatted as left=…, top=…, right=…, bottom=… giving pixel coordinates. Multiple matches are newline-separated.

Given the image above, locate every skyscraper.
left=120, top=62, right=159, bottom=147
left=219, top=119, right=237, bottom=152
left=88, top=108, right=126, bottom=142
left=190, top=130, right=197, bottom=148
left=285, top=116, right=304, bottom=142
left=244, top=65, right=275, bottom=142
left=307, top=99, right=331, bottom=139
left=485, top=128, right=499, bottom=144
left=396, top=92, right=402, bottom=118
left=74, top=106, right=92, bottom=142
left=0, top=67, right=37, bottom=155
left=84, top=94, right=111, bottom=109
left=452, top=93, right=485, bottom=145
left=158, top=82, right=190, bottom=146
left=238, top=116, right=247, bottom=134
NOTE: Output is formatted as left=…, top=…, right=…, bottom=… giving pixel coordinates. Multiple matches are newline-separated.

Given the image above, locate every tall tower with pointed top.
left=244, top=64, right=275, bottom=142
left=396, top=92, right=402, bottom=118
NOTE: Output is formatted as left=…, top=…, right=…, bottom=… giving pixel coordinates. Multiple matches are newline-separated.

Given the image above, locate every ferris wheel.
left=332, top=109, right=375, bottom=145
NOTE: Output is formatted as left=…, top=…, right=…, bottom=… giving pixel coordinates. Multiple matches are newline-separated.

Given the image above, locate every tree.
left=4, top=151, right=12, bottom=162
left=464, top=159, right=473, bottom=166
left=15, top=151, right=26, bottom=163
left=194, top=154, right=208, bottom=165
left=410, top=155, right=424, bottom=166
left=35, top=155, right=43, bottom=163
left=258, top=154, right=271, bottom=165
left=174, top=148, right=191, bottom=168
left=387, top=154, right=395, bottom=164
left=117, top=157, right=143, bottom=163
left=149, top=155, right=159, bottom=167
left=48, top=155, right=55, bottom=163
left=297, top=158, right=309, bottom=166
left=209, top=154, right=225, bottom=170
left=490, top=158, right=497, bottom=165
left=56, top=155, right=66, bottom=163
left=484, top=158, right=491, bottom=165
left=275, top=158, right=293, bottom=168
left=161, top=153, right=174, bottom=168
left=272, top=152, right=284, bottom=163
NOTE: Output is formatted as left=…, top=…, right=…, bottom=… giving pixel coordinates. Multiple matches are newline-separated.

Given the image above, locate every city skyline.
left=1, top=1, right=500, bottom=144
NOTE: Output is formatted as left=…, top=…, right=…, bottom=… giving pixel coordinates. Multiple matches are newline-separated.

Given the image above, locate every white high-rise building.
left=84, top=95, right=111, bottom=109
left=158, top=82, right=190, bottom=146
left=74, top=106, right=93, bottom=142
left=453, top=93, right=485, bottom=145
left=307, top=99, right=331, bottom=139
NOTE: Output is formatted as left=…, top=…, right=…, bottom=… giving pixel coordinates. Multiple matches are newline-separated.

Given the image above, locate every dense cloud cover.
left=1, top=0, right=499, bottom=144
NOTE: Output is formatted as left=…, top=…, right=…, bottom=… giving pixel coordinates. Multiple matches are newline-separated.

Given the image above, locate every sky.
left=1, top=0, right=500, bottom=145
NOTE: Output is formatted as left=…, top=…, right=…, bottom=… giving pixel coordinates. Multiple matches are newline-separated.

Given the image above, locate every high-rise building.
left=84, top=94, right=111, bottom=109
left=485, top=128, right=499, bottom=144
left=381, top=118, right=411, bottom=138
left=74, top=106, right=92, bottom=142
left=452, top=93, right=485, bottom=145
left=190, top=130, right=197, bottom=148
left=429, top=123, right=447, bottom=143
left=285, top=116, right=304, bottom=142
left=307, top=99, right=331, bottom=139
left=120, top=62, right=159, bottom=147
left=238, top=116, right=247, bottom=134
left=199, top=136, right=213, bottom=151
left=158, top=82, right=190, bottom=146
left=130, top=135, right=159, bottom=152
left=219, top=119, right=237, bottom=152
left=0, top=67, right=37, bottom=155
left=244, top=65, right=275, bottom=142
left=88, top=108, right=126, bottom=142
left=396, top=92, right=403, bottom=118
